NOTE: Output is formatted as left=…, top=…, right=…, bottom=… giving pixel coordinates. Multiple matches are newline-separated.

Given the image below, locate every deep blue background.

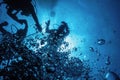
left=0, top=0, right=120, bottom=79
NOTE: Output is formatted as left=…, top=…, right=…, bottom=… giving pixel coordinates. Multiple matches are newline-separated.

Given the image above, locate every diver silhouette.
left=46, top=20, right=69, bottom=40
left=0, top=20, right=28, bottom=44
left=0, top=0, right=42, bottom=32
left=45, top=20, right=70, bottom=51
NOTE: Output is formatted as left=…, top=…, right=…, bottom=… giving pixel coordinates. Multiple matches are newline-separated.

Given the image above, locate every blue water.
left=0, top=0, right=120, bottom=80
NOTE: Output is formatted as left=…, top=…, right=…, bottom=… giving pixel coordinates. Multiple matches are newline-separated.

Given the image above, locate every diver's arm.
left=45, top=20, right=50, bottom=33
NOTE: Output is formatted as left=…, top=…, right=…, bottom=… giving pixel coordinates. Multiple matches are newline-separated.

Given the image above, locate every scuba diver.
left=46, top=20, right=69, bottom=42
left=45, top=20, right=70, bottom=51
left=0, top=0, right=42, bottom=32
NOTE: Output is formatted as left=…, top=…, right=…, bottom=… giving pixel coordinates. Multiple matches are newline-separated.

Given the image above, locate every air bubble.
left=97, top=39, right=105, bottom=45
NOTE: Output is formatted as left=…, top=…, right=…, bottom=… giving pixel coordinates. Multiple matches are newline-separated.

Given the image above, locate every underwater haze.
left=0, top=0, right=120, bottom=80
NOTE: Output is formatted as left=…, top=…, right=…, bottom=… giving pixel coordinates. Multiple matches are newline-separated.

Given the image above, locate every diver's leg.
left=29, top=5, right=42, bottom=32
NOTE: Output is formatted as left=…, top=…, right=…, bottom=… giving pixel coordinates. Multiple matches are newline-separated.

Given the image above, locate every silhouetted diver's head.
left=57, top=21, right=68, bottom=34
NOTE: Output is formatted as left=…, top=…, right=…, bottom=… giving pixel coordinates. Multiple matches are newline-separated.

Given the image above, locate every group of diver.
left=0, top=0, right=70, bottom=46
